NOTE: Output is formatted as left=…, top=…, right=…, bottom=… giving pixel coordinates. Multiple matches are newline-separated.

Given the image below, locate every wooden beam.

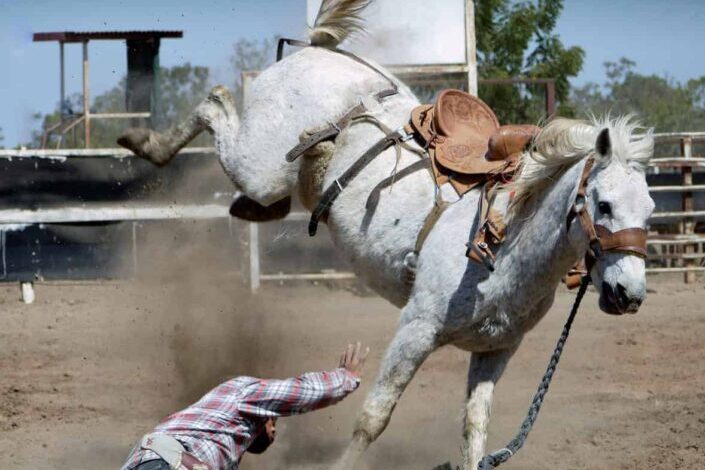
left=651, top=210, right=705, bottom=219
left=90, top=112, right=151, bottom=119
left=647, top=267, right=705, bottom=273
left=649, top=157, right=705, bottom=167
left=649, top=185, right=705, bottom=192
left=648, top=237, right=705, bottom=246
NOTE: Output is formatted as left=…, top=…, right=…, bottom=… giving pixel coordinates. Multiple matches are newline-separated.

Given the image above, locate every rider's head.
left=246, top=418, right=277, bottom=454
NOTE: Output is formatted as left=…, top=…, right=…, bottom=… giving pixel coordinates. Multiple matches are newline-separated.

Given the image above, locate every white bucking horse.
left=118, top=1, right=655, bottom=468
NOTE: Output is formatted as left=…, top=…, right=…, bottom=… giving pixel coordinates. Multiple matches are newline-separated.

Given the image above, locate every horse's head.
left=583, top=121, right=654, bottom=315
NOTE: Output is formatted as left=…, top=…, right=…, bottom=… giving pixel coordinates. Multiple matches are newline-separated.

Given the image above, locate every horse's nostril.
left=616, top=283, right=637, bottom=308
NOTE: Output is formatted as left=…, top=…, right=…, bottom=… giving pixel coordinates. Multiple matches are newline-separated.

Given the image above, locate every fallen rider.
left=122, top=342, right=369, bottom=470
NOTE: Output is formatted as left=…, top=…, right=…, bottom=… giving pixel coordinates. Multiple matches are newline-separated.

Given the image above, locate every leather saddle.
left=409, top=89, right=539, bottom=195
left=408, top=89, right=540, bottom=269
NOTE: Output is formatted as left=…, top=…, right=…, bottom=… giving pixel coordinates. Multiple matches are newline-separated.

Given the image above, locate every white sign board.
left=306, top=0, right=467, bottom=65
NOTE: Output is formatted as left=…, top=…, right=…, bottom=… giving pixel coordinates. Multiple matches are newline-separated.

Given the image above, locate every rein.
left=477, top=276, right=590, bottom=470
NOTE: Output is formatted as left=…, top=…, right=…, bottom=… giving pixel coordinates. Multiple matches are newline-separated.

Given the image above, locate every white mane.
left=507, top=115, right=654, bottom=218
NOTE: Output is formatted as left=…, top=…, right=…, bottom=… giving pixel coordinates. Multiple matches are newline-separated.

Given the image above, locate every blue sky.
left=1, top=0, right=704, bottom=147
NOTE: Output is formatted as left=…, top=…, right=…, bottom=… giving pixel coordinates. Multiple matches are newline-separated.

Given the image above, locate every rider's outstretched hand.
left=339, top=341, right=369, bottom=378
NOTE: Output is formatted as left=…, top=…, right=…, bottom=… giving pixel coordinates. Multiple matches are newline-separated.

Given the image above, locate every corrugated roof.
left=33, top=31, right=183, bottom=43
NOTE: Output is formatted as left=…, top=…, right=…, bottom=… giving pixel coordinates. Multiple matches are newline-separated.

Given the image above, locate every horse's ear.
left=595, top=128, right=611, bottom=156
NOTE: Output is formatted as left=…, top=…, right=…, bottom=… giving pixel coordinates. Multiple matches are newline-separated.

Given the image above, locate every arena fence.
left=1, top=133, right=702, bottom=299
left=646, top=132, right=705, bottom=282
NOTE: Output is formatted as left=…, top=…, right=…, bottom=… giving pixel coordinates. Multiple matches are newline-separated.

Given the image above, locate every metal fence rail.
left=0, top=147, right=215, bottom=159
left=0, top=147, right=232, bottom=301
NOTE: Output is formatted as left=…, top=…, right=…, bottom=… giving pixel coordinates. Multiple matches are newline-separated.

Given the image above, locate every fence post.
left=545, top=80, right=556, bottom=116
left=131, top=221, right=139, bottom=277
left=248, top=222, right=260, bottom=292
left=82, top=40, right=91, bottom=148
left=681, top=137, right=695, bottom=283
left=464, top=0, right=478, bottom=96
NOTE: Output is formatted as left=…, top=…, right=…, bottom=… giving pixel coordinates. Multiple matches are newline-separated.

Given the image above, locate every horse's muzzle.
left=600, top=281, right=642, bottom=315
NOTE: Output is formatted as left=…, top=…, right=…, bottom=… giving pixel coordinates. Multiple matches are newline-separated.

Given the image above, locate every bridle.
left=567, top=156, right=648, bottom=273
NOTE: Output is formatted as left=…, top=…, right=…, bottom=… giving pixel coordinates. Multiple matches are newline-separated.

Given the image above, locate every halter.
left=567, top=156, right=648, bottom=272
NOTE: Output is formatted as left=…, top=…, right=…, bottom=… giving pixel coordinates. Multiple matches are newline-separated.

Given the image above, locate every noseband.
left=568, top=157, right=648, bottom=271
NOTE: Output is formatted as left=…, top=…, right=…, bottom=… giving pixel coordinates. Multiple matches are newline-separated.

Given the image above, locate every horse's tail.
left=309, top=0, right=371, bottom=48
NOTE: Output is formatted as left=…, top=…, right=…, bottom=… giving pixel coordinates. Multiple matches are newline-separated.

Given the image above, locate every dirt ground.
left=1, top=261, right=704, bottom=469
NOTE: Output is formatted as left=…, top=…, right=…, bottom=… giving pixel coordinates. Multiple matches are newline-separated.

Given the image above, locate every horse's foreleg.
left=462, top=344, right=520, bottom=470
left=335, top=319, right=439, bottom=470
left=118, top=85, right=238, bottom=166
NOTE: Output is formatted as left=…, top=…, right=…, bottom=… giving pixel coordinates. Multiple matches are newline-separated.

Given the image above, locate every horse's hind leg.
left=462, top=344, right=520, bottom=470
left=335, top=318, right=439, bottom=470
left=118, top=85, right=238, bottom=166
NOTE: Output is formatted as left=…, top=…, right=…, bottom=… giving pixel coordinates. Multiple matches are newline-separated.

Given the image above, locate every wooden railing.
left=647, top=133, right=705, bottom=282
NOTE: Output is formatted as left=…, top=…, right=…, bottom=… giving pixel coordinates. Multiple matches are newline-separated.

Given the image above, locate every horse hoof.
left=229, top=196, right=291, bottom=222
left=208, top=85, right=234, bottom=104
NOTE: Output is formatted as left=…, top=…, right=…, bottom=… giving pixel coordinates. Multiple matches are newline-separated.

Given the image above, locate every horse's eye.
left=598, top=201, right=612, bottom=215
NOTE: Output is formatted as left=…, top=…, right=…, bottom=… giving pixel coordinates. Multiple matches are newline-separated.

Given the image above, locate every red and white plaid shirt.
left=123, top=368, right=359, bottom=470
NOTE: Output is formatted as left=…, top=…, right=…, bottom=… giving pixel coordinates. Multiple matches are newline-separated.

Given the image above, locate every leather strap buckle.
left=466, top=240, right=496, bottom=272
left=589, top=238, right=604, bottom=260
left=394, top=126, right=414, bottom=143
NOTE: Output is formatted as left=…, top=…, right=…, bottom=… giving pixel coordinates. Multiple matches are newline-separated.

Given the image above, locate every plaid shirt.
left=123, top=368, right=359, bottom=470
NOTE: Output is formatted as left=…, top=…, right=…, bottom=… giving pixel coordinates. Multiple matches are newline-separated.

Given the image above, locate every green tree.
left=572, top=58, right=705, bottom=132
left=156, top=64, right=212, bottom=128
left=30, top=63, right=212, bottom=149
left=475, top=0, right=584, bottom=123
left=229, top=36, right=279, bottom=112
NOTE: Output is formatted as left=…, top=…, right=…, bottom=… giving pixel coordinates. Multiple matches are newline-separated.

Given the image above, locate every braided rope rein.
left=477, top=276, right=591, bottom=470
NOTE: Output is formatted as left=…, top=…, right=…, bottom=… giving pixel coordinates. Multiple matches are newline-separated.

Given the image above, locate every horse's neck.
left=495, top=161, right=587, bottom=306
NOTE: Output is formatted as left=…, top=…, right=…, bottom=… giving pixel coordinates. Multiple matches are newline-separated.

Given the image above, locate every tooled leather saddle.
left=407, top=89, right=539, bottom=269
left=409, top=89, right=539, bottom=196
